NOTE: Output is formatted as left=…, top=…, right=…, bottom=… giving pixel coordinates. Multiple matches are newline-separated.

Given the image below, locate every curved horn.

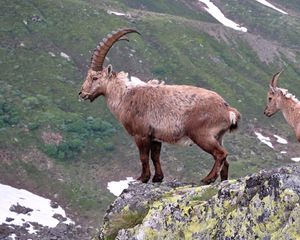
left=90, top=28, right=140, bottom=71
left=270, top=69, right=284, bottom=88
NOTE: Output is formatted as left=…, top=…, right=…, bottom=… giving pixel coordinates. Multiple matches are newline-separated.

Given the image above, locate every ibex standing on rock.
left=79, top=28, right=241, bottom=184
left=264, top=70, right=300, bottom=142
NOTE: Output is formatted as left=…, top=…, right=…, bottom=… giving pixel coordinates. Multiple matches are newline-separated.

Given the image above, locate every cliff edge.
left=95, top=164, right=300, bottom=240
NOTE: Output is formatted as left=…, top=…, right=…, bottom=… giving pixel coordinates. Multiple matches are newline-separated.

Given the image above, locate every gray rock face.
left=96, top=164, right=300, bottom=240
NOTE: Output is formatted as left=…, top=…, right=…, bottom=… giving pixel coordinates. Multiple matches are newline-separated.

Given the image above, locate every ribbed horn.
left=270, top=69, right=284, bottom=88
left=90, top=28, right=140, bottom=71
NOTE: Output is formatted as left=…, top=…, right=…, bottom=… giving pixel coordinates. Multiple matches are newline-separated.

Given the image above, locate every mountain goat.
left=79, top=28, right=241, bottom=184
left=264, top=70, right=300, bottom=142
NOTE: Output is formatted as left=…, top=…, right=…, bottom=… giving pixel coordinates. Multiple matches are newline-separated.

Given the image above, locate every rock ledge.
left=96, top=164, right=300, bottom=240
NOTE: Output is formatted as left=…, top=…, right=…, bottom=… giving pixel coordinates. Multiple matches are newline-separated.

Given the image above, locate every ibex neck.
left=106, top=83, right=127, bottom=120
left=105, top=71, right=139, bottom=121
left=280, top=97, right=300, bottom=128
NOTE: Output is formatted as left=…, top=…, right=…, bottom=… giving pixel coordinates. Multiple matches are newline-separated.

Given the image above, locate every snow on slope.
left=107, top=10, right=126, bottom=16
left=254, top=0, right=288, bottom=15
left=199, top=0, right=247, bottom=32
left=0, top=183, right=73, bottom=236
left=254, top=131, right=300, bottom=162
left=107, top=177, right=135, bottom=196
left=291, top=158, right=300, bottom=162
left=255, top=131, right=273, bottom=148
left=199, top=0, right=287, bottom=32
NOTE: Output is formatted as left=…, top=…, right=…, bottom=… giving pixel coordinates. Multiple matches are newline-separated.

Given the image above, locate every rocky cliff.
left=95, top=164, right=300, bottom=240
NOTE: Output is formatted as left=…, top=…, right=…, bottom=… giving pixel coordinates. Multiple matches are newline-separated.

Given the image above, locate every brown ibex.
left=79, top=28, right=241, bottom=184
left=264, top=70, right=300, bottom=142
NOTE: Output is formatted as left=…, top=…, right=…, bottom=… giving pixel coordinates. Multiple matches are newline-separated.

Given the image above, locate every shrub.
left=22, top=96, right=40, bottom=109
left=0, top=99, right=20, bottom=127
left=41, top=115, right=116, bottom=161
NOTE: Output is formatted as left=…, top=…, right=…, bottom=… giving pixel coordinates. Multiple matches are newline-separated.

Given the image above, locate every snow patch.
left=291, top=157, right=300, bottom=162
left=107, top=177, right=135, bottom=196
left=254, top=131, right=273, bottom=148
left=199, top=0, right=247, bottom=32
left=0, top=183, right=74, bottom=234
left=274, top=135, right=288, bottom=144
left=254, top=0, right=287, bottom=15
left=60, top=52, right=71, bottom=61
left=9, top=233, right=17, bottom=240
left=107, top=10, right=126, bottom=16
left=130, top=76, right=147, bottom=86
left=49, top=52, right=56, bottom=57
left=118, top=72, right=147, bottom=88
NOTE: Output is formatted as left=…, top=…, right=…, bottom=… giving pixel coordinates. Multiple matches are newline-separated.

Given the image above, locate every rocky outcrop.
left=95, top=164, right=300, bottom=240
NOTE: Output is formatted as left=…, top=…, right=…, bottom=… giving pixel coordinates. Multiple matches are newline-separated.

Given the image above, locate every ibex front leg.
left=135, top=136, right=151, bottom=183
left=150, top=141, right=164, bottom=183
left=220, top=159, right=229, bottom=181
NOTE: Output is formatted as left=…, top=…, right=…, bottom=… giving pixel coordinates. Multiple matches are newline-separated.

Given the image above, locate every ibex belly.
left=175, top=137, right=194, bottom=146
left=154, top=136, right=194, bottom=146
left=148, top=118, right=194, bottom=146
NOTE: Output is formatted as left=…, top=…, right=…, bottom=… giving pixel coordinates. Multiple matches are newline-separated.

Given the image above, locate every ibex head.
left=264, top=70, right=284, bottom=117
left=79, top=28, right=140, bottom=102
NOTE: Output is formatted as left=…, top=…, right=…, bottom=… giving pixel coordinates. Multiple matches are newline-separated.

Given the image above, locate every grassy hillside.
left=0, top=0, right=299, bottom=226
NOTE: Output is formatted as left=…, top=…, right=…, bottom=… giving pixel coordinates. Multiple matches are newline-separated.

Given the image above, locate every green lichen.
left=102, top=205, right=149, bottom=240
left=191, top=185, right=218, bottom=202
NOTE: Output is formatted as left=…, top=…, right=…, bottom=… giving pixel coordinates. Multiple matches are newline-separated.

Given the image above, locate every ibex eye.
left=92, top=76, right=98, bottom=81
left=268, top=97, right=272, bottom=101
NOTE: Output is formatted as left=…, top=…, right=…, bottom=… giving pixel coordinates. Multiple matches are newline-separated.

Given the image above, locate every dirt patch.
left=21, top=146, right=54, bottom=171
left=41, top=131, right=63, bottom=145
left=241, top=34, right=297, bottom=64
left=0, top=149, right=15, bottom=165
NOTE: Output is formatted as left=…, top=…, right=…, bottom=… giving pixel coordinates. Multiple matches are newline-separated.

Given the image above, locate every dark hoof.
left=137, top=175, right=150, bottom=183
left=201, top=176, right=217, bottom=185
left=220, top=170, right=228, bottom=181
left=220, top=175, right=228, bottom=181
left=152, top=175, right=164, bottom=183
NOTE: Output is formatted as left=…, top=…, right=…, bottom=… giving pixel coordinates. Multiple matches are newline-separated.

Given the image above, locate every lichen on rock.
left=96, top=165, right=300, bottom=240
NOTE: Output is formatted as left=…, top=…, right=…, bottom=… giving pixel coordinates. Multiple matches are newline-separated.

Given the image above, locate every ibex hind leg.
left=216, top=135, right=229, bottom=181
left=135, top=136, right=151, bottom=183
left=192, top=135, right=228, bottom=184
left=150, top=141, right=164, bottom=183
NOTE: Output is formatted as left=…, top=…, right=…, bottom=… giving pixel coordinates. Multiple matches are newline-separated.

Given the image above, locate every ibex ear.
left=107, top=64, right=113, bottom=77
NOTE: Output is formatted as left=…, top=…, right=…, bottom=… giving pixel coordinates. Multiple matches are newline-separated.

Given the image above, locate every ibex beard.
left=79, top=28, right=241, bottom=184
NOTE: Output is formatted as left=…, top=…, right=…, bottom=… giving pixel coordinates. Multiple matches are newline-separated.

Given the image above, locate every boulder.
left=96, top=164, right=300, bottom=240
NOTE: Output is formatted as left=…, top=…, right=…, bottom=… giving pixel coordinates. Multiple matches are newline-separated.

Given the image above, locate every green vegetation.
left=40, top=115, right=116, bottom=160
left=104, top=209, right=148, bottom=240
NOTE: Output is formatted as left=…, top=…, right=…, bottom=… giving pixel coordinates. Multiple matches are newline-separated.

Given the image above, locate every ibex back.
left=79, top=28, right=241, bottom=184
